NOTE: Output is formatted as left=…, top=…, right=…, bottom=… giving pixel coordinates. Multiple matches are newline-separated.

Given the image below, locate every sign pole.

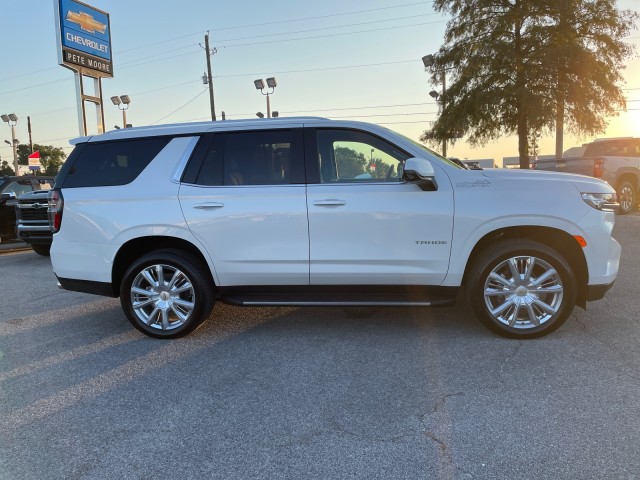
left=74, top=71, right=87, bottom=136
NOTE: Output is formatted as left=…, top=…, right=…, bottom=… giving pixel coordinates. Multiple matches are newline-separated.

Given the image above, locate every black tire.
left=616, top=180, right=636, bottom=215
left=466, top=239, right=576, bottom=339
left=120, top=249, right=215, bottom=339
left=31, top=244, right=51, bottom=256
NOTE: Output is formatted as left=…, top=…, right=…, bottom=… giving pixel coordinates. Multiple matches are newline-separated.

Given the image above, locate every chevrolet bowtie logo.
left=66, top=10, right=107, bottom=34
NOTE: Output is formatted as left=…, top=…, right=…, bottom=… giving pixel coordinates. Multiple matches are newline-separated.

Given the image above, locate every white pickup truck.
left=49, top=118, right=621, bottom=339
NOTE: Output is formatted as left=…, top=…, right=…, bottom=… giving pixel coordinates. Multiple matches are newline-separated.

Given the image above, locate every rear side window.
left=59, top=137, right=171, bottom=188
left=184, top=130, right=293, bottom=186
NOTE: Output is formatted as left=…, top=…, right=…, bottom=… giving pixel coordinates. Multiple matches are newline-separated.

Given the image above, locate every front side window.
left=316, top=130, right=410, bottom=184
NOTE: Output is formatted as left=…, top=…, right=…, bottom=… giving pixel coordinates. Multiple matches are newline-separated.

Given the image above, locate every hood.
left=478, top=168, right=614, bottom=193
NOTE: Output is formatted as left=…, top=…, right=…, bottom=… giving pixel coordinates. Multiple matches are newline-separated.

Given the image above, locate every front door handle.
left=313, top=199, right=347, bottom=207
left=193, top=202, right=224, bottom=209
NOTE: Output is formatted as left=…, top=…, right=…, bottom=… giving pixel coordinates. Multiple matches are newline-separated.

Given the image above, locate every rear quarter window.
left=59, top=137, right=171, bottom=188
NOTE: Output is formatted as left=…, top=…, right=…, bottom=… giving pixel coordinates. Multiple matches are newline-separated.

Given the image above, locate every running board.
left=223, top=298, right=456, bottom=307
left=217, top=285, right=459, bottom=308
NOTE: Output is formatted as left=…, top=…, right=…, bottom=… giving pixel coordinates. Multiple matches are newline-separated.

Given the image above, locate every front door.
left=305, top=128, right=454, bottom=286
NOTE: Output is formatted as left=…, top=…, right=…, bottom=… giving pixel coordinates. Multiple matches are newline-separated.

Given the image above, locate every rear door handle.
left=313, top=199, right=347, bottom=207
left=193, top=202, right=224, bottom=209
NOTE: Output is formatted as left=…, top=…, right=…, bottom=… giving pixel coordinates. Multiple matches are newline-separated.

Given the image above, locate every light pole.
left=254, top=77, right=277, bottom=118
left=1, top=114, right=19, bottom=176
left=422, top=54, right=447, bottom=157
left=111, top=95, right=131, bottom=128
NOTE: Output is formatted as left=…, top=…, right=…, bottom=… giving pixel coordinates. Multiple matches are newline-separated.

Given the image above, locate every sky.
left=1, top=0, right=639, bottom=167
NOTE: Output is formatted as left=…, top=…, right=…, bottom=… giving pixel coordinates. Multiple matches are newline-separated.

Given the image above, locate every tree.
left=16, top=144, right=66, bottom=176
left=421, top=0, right=637, bottom=168
left=335, top=146, right=368, bottom=177
left=0, top=159, right=13, bottom=176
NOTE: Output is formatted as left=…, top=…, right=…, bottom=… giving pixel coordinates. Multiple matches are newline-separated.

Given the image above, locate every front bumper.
left=586, top=281, right=615, bottom=302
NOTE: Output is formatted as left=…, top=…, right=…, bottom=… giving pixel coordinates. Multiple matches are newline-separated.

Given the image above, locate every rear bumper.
left=56, top=275, right=116, bottom=297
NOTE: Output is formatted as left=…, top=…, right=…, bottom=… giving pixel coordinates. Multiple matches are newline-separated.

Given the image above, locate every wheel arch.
left=461, top=226, right=589, bottom=308
left=112, top=236, right=214, bottom=297
left=615, top=170, right=639, bottom=190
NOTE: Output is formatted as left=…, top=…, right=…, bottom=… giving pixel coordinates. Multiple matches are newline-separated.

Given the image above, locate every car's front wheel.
left=616, top=180, right=636, bottom=215
left=467, top=239, right=577, bottom=339
left=120, top=249, right=215, bottom=339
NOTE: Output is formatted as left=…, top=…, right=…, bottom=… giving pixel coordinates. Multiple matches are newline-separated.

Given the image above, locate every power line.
left=150, top=89, right=208, bottom=125
left=115, top=1, right=433, bottom=56
left=212, top=12, right=440, bottom=44
left=211, top=1, right=434, bottom=32
left=218, top=19, right=446, bottom=49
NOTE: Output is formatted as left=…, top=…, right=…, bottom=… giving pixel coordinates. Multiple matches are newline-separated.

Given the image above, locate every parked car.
left=0, top=175, right=54, bottom=244
left=49, top=118, right=620, bottom=339
left=532, top=137, right=640, bottom=214
left=16, top=189, right=52, bottom=255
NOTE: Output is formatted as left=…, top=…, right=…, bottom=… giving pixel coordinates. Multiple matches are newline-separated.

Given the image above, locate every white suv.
left=49, top=118, right=621, bottom=339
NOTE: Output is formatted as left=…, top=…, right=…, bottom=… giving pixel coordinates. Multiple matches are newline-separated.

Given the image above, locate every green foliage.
left=17, top=144, right=66, bottom=176
left=0, top=159, right=13, bottom=176
left=335, top=146, right=367, bottom=178
left=421, top=0, right=638, bottom=168
left=334, top=146, right=393, bottom=179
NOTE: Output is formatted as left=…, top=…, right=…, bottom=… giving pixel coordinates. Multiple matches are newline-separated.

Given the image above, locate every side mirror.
left=1, top=192, right=16, bottom=204
left=403, top=157, right=437, bottom=191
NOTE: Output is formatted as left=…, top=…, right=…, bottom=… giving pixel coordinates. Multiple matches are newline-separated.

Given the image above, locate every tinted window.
left=223, top=130, right=292, bottom=186
left=60, top=137, right=171, bottom=188
left=316, top=129, right=410, bottom=183
left=190, top=135, right=224, bottom=186
left=585, top=140, right=638, bottom=158
left=1, top=180, right=33, bottom=197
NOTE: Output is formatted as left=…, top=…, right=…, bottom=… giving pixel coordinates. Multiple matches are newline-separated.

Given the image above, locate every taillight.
left=594, top=157, right=604, bottom=178
left=48, top=189, right=64, bottom=233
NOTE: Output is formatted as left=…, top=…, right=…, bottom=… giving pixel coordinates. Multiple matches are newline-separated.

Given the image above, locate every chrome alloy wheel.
left=130, top=263, right=195, bottom=331
left=483, top=256, right=564, bottom=329
left=619, top=183, right=634, bottom=213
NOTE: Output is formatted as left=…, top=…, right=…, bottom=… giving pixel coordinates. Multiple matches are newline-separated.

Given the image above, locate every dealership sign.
left=55, top=0, right=113, bottom=77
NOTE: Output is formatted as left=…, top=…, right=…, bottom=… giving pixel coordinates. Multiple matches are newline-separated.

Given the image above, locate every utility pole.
left=28, top=116, right=33, bottom=153
left=441, top=70, right=447, bottom=158
left=203, top=33, right=217, bottom=121
left=555, top=0, right=568, bottom=160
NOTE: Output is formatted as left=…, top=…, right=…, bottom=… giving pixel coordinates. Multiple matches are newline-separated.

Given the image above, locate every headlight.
left=581, top=192, right=619, bottom=212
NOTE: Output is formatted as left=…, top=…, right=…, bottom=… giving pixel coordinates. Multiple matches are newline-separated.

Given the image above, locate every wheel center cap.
left=516, top=286, right=528, bottom=296
left=159, top=291, right=171, bottom=301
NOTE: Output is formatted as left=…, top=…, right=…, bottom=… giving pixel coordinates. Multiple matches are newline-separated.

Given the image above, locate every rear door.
left=179, top=127, right=309, bottom=286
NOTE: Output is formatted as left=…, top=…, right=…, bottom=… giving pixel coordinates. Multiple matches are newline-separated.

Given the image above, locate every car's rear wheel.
left=120, top=249, right=215, bottom=338
left=616, top=180, right=636, bottom=215
left=467, top=239, right=576, bottom=339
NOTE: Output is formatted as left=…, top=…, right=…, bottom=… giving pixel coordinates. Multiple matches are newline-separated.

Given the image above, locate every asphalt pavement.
left=1, top=214, right=639, bottom=479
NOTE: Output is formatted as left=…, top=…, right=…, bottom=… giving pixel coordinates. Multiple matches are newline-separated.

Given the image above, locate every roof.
left=72, top=116, right=332, bottom=144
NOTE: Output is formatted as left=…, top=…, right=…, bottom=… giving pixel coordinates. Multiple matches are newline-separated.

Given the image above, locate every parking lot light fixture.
left=111, top=95, right=131, bottom=128
left=422, top=53, right=447, bottom=157
left=2, top=113, right=19, bottom=175
left=253, top=77, right=277, bottom=118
